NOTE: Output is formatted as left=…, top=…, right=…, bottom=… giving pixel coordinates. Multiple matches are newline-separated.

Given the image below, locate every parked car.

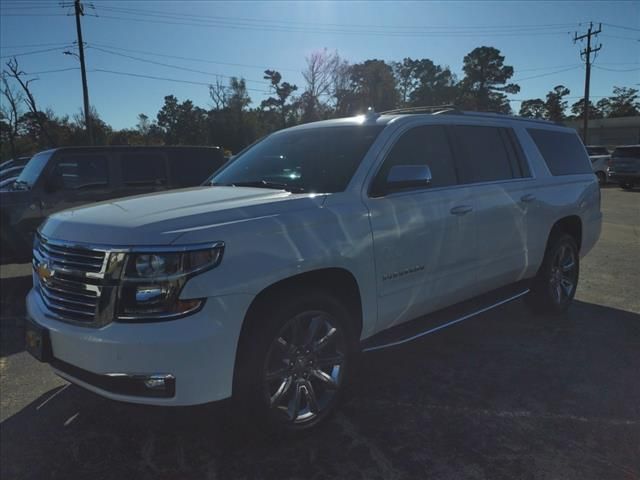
left=0, top=156, right=31, bottom=172
left=586, top=145, right=610, bottom=185
left=0, top=176, right=20, bottom=190
left=0, top=165, right=25, bottom=183
left=1, top=146, right=225, bottom=261
left=24, top=108, right=601, bottom=432
left=607, top=145, right=640, bottom=189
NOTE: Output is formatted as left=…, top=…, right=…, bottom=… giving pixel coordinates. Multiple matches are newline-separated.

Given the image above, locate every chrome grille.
left=33, top=234, right=109, bottom=326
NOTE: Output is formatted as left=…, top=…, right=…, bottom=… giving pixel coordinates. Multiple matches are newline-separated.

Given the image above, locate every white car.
left=25, top=107, right=602, bottom=431
left=586, top=146, right=611, bottom=185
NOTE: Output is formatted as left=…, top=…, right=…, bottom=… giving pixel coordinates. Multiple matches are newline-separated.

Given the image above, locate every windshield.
left=212, top=125, right=384, bottom=193
left=14, top=151, right=53, bottom=189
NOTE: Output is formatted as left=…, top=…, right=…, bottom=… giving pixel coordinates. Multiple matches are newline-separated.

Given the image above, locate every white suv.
left=25, top=107, right=602, bottom=431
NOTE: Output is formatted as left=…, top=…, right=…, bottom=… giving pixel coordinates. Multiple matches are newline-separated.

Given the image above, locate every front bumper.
left=26, top=289, right=253, bottom=406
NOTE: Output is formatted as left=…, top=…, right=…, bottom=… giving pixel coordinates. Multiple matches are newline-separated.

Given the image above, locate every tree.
left=156, top=95, right=208, bottom=145
left=0, top=74, right=23, bottom=159
left=343, top=59, right=398, bottom=114
left=519, top=99, right=546, bottom=119
left=458, top=47, right=520, bottom=113
left=5, top=58, right=55, bottom=146
left=596, top=87, right=640, bottom=118
left=544, top=85, right=570, bottom=122
left=209, top=77, right=229, bottom=111
left=570, top=98, right=603, bottom=120
left=261, top=70, right=298, bottom=128
left=299, top=49, right=342, bottom=122
left=392, top=58, right=457, bottom=107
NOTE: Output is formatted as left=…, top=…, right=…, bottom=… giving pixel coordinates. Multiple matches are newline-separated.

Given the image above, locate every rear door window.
left=527, top=129, right=591, bottom=175
left=453, top=125, right=515, bottom=184
left=53, top=155, right=108, bottom=190
left=121, top=152, right=167, bottom=186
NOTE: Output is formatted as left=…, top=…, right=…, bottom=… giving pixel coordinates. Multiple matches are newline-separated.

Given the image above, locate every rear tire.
left=525, top=234, right=579, bottom=315
left=233, top=288, right=357, bottom=433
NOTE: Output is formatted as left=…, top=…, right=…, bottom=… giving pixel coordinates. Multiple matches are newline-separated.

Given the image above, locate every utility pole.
left=574, top=22, right=602, bottom=145
left=74, top=0, right=93, bottom=145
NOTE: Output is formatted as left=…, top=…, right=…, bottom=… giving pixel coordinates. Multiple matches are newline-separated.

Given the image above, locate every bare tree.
left=0, top=74, right=23, bottom=159
left=209, top=77, right=229, bottom=111
left=301, top=49, right=342, bottom=120
left=4, top=58, right=55, bottom=146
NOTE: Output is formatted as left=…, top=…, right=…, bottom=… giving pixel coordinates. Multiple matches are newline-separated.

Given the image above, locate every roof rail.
left=380, top=105, right=462, bottom=116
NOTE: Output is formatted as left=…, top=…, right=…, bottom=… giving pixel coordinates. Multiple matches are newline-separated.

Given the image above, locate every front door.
left=364, top=124, right=478, bottom=332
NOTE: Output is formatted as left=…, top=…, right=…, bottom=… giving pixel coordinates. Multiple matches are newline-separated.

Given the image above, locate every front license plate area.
left=25, top=318, right=52, bottom=362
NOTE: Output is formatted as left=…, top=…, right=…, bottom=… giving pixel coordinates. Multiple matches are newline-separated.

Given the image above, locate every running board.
left=361, top=281, right=530, bottom=353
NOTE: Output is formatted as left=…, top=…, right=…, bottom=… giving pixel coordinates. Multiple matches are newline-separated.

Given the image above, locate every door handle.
left=520, top=194, right=536, bottom=203
left=450, top=205, right=473, bottom=215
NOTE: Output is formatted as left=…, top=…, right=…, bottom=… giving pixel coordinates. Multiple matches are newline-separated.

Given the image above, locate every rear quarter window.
left=527, top=129, right=591, bottom=175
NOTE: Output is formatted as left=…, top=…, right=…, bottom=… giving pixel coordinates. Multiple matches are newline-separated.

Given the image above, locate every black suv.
left=0, top=146, right=226, bottom=261
left=608, top=145, right=640, bottom=190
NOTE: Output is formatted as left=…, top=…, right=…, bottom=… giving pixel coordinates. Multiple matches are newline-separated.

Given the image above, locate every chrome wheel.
left=549, top=244, right=577, bottom=304
left=263, top=310, right=346, bottom=425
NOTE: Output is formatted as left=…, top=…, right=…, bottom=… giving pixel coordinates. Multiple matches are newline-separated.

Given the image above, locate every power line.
left=88, top=13, right=573, bottom=38
left=0, top=45, right=73, bottom=59
left=599, top=34, right=639, bottom=42
left=512, top=66, right=583, bottom=83
left=87, top=45, right=272, bottom=85
left=95, top=5, right=578, bottom=32
left=600, top=22, right=640, bottom=32
left=593, top=65, right=640, bottom=72
left=0, top=42, right=74, bottom=49
left=89, top=68, right=269, bottom=93
left=87, top=42, right=299, bottom=73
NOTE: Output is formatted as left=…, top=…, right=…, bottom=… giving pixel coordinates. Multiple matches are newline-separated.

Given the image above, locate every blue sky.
left=1, top=0, right=639, bottom=129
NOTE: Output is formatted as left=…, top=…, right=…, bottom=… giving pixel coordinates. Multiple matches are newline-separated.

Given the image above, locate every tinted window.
left=122, top=152, right=167, bottom=186
left=372, top=125, right=457, bottom=195
left=454, top=126, right=514, bottom=183
left=213, top=126, right=383, bottom=193
left=53, top=155, right=108, bottom=189
left=612, top=147, right=640, bottom=158
left=528, top=129, right=591, bottom=175
left=169, top=149, right=224, bottom=188
left=587, top=146, right=609, bottom=156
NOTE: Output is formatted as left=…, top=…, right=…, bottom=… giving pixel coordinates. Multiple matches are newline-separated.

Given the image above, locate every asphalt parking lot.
left=1, top=187, right=639, bottom=480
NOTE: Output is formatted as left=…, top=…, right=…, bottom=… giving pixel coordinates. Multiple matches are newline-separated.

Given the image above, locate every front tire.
left=526, top=234, right=579, bottom=315
left=234, top=289, right=356, bottom=433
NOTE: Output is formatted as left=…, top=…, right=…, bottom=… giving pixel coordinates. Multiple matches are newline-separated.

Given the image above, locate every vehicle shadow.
left=0, top=264, right=31, bottom=357
left=1, top=299, right=638, bottom=480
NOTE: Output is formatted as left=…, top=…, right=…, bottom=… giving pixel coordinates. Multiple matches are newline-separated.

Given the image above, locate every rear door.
left=117, top=150, right=169, bottom=197
left=451, top=124, right=534, bottom=292
left=364, top=123, right=478, bottom=330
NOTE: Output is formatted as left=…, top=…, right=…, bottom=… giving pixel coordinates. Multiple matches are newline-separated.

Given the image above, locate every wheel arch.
left=547, top=215, right=583, bottom=252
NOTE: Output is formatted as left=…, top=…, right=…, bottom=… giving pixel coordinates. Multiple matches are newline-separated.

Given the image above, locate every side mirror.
left=386, top=165, right=432, bottom=191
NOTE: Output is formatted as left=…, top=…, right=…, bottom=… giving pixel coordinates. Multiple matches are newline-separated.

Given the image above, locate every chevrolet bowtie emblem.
left=37, top=263, right=54, bottom=283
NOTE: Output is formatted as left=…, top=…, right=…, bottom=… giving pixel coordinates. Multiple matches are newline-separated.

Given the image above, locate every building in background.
left=565, top=116, right=640, bottom=147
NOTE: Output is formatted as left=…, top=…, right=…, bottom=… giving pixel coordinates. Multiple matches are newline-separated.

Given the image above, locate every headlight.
left=117, top=243, right=224, bottom=321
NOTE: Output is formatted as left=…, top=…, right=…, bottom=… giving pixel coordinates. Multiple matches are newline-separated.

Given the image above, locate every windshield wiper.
left=212, top=180, right=306, bottom=193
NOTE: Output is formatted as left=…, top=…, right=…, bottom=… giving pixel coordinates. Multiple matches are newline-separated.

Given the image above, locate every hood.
left=41, top=186, right=326, bottom=246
